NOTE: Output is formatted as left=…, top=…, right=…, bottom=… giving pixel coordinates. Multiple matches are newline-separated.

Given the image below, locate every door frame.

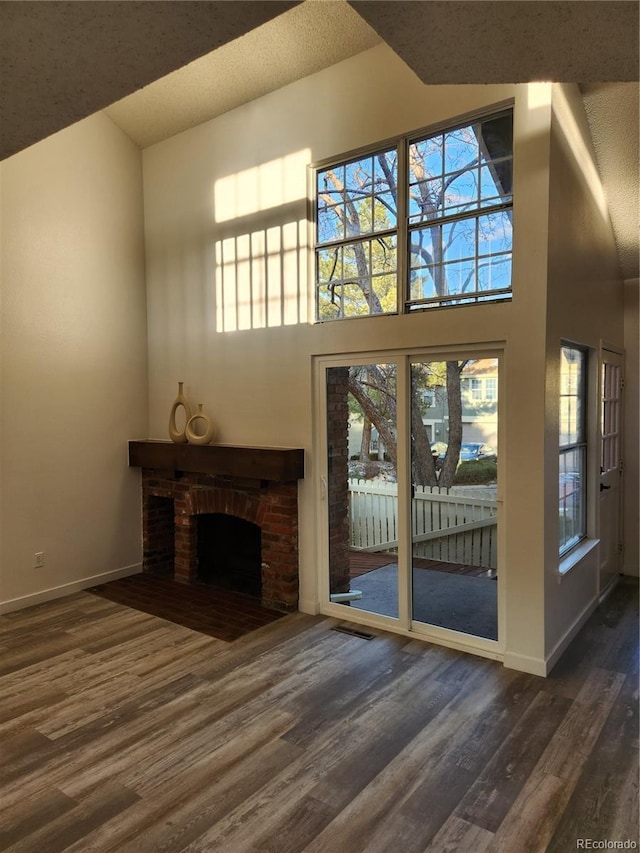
left=313, top=344, right=506, bottom=662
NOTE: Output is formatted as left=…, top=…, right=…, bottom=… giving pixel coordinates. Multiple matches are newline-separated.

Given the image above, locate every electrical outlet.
left=34, top=552, right=45, bottom=569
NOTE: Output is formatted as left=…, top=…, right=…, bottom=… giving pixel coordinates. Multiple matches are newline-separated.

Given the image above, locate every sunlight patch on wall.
left=213, top=149, right=311, bottom=332
left=214, top=150, right=310, bottom=223
left=526, top=82, right=552, bottom=111
left=215, top=220, right=308, bottom=332
left=552, top=85, right=609, bottom=222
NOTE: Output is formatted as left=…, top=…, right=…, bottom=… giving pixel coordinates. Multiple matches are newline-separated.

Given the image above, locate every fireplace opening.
left=197, top=513, right=262, bottom=598
left=146, top=496, right=175, bottom=576
left=139, top=466, right=300, bottom=612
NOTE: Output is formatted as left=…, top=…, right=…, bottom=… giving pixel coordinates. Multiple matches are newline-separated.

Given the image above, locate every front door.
left=599, top=349, right=624, bottom=593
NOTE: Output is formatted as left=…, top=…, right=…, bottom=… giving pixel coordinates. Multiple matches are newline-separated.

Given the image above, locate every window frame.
left=311, top=101, right=514, bottom=323
left=559, top=343, right=588, bottom=557
left=485, top=377, right=498, bottom=401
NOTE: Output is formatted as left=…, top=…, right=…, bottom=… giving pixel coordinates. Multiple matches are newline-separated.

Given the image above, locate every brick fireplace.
left=129, top=441, right=304, bottom=612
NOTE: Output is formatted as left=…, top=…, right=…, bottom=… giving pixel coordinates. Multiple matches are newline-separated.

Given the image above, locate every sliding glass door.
left=322, top=352, right=500, bottom=645
left=410, top=359, right=498, bottom=640
left=326, top=363, right=399, bottom=619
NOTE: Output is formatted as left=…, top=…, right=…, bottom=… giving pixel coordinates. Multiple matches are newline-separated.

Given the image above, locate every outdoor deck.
left=349, top=549, right=495, bottom=579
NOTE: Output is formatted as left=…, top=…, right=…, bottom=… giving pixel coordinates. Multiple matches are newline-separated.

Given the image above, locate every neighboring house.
left=0, top=3, right=637, bottom=680
left=424, top=359, right=499, bottom=448
left=348, top=359, right=499, bottom=456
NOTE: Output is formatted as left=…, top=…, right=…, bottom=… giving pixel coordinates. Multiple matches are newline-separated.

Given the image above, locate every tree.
left=317, top=151, right=398, bottom=319
left=318, top=115, right=511, bottom=484
left=348, top=365, right=397, bottom=470
left=347, top=360, right=468, bottom=488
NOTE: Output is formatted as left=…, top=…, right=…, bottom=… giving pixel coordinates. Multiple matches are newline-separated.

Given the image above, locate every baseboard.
left=0, top=564, right=142, bottom=615
left=297, top=597, right=320, bottom=615
left=543, top=593, right=600, bottom=675
left=502, top=651, right=548, bottom=677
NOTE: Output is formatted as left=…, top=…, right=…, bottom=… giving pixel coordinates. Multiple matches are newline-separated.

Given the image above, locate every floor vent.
left=332, top=625, right=375, bottom=641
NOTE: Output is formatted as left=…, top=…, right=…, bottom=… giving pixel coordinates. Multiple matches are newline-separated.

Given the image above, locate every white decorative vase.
left=168, top=381, right=192, bottom=444
left=185, top=403, right=215, bottom=445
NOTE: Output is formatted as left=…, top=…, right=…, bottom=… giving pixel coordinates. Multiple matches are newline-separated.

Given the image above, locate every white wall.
left=0, top=112, right=149, bottom=610
left=143, top=45, right=556, bottom=673
left=623, top=278, right=639, bottom=576
left=543, top=84, right=625, bottom=661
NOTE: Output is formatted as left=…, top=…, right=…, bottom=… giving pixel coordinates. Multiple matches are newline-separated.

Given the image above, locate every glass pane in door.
left=600, top=354, right=623, bottom=591
left=326, top=364, right=398, bottom=618
left=410, top=358, right=498, bottom=639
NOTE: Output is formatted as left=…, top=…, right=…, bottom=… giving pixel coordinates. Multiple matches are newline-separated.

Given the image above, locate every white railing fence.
left=349, top=479, right=497, bottom=569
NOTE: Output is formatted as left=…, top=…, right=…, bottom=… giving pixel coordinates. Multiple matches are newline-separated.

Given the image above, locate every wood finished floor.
left=0, top=578, right=637, bottom=852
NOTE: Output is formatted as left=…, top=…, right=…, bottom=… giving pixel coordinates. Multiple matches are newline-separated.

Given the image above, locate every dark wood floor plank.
left=200, top=643, right=460, bottom=852
left=546, top=672, right=640, bottom=850
left=2, top=782, right=139, bottom=853
left=309, top=648, right=465, bottom=812
left=4, top=625, right=339, bottom=812
left=335, top=674, right=545, bottom=853
left=38, top=629, right=213, bottom=738
left=294, top=662, right=521, bottom=853
left=251, top=795, right=336, bottom=853
left=115, top=738, right=302, bottom=853
left=0, top=579, right=636, bottom=852
left=0, top=787, right=77, bottom=850
left=60, top=717, right=302, bottom=852
left=540, top=667, right=626, bottom=783
left=455, top=688, right=572, bottom=832
left=423, top=816, right=494, bottom=853
left=489, top=666, right=628, bottom=851
left=187, top=613, right=339, bottom=684
left=0, top=686, right=70, bottom=725
left=0, top=593, right=117, bottom=640
left=168, top=649, right=464, bottom=851
left=0, top=629, right=214, bottom=745
left=0, top=632, right=93, bottom=678
left=545, top=578, right=639, bottom=698
left=293, top=706, right=475, bottom=853
left=488, top=771, right=568, bottom=853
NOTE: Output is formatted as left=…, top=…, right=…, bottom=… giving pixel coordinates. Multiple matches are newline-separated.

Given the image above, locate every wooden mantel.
left=128, top=440, right=304, bottom=482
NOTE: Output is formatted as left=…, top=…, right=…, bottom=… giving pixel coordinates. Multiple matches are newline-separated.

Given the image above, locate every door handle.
left=600, top=483, right=611, bottom=491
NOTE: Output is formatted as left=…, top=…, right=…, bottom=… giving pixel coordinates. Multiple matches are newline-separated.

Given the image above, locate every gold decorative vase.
left=168, top=381, right=192, bottom=444
left=185, top=403, right=216, bottom=445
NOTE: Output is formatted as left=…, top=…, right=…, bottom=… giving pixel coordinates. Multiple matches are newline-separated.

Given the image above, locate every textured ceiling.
left=582, top=83, right=639, bottom=282
left=0, top=0, right=638, bottom=278
left=350, top=1, right=639, bottom=84
left=0, top=0, right=300, bottom=161
left=104, top=1, right=380, bottom=149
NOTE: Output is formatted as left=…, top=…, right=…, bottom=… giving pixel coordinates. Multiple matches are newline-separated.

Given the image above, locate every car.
left=430, top=441, right=448, bottom=459
left=459, top=442, right=497, bottom=462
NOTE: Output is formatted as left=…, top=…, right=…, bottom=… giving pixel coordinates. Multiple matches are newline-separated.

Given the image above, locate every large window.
left=315, top=108, right=513, bottom=320
left=559, top=345, right=587, bottom=555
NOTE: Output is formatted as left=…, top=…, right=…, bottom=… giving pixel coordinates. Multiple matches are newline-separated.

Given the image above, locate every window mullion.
left=396, top=139, right=408, bottom=315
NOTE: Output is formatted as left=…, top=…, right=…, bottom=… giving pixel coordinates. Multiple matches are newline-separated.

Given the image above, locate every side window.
left=559, top=345, right=587, bottom=555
